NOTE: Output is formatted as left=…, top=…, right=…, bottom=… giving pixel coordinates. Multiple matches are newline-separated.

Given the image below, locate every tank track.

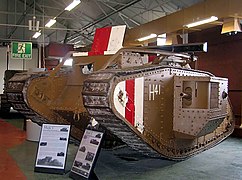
left=5, top=72, right=124, bottom=148
left=83, top=65, right=234, bottom=160
left=5, top=73, right=50, bottom=124
left=5, top=72, right=91, bottom=143
left=0, top=93, right=11, bottom=114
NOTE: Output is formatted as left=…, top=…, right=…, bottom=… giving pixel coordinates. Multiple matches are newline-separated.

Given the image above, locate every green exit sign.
left=11, top=42, right=32, bottom=59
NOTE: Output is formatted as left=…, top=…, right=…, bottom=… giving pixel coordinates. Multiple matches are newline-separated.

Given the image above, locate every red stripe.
left=125, top=79, right=135, bottom=125
left=148, top=55, right=157, bottom=62
left=88, top=26, right=112, bottom=56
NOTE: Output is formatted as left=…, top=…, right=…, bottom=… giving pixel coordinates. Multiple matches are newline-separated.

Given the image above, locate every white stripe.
left=113, top=81, right=126, bottom=117
left=135, top=77, right=144, bottom=133
left=104, top=51, right=118, bottom=55
left=73, top=52, right=88, bottom=57
left=107, top=25, right=126, bottom=52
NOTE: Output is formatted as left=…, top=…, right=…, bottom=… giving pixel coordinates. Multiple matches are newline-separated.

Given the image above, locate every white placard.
left=35, top=124, right=71, bottom=173
left=70, top=129, right=104, bottom=178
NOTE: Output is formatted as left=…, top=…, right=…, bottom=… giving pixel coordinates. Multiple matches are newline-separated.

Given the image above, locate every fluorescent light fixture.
left=28, top=20, right=32, bottom=30
left=36, top=20, right=40, bottom=31
left=158, top=33, right=166, bottom=38
left=157, top=33, right=166, bottom=46
left=45, top=19, right=56, bottom=28
left=60, top=58, right=73, bottom=66
left=185, top=16, right=218, bottom=28
left=221, top=18, right=241, bottom=34
left=157, top=38, right=166, bottom=46
left=74, top=44, right=86, bottom=48
left=33, top=31, right=41, bottom=38
left=137, top=33, right=157, bottom=42
left=65, top=0, right=81, bottom=11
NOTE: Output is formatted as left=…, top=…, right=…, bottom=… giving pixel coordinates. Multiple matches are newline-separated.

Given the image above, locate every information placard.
left=34, top=124, right=71, bottom=174
left=70, top=129, right=104, bottom=179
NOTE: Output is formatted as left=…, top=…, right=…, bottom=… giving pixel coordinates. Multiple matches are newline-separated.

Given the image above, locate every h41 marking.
left=149, top=84, right=161, bottom=100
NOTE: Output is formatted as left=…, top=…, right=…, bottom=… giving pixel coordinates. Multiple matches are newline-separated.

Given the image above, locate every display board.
left=34, top=124, right=71, bottom=174
left=70, top=129, right=104, bottom=179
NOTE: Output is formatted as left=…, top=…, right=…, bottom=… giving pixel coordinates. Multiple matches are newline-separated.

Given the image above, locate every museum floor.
left=0, top=112, right=242, bottom=180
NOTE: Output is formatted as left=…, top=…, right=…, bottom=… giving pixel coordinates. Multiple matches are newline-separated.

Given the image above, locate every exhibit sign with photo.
left=34, top=124, right=71, bottom=174
left=70, top=129, right=104, bottom=179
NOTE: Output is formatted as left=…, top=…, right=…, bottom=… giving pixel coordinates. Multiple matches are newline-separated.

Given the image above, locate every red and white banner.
left=73, top=25, right=126, bottom=57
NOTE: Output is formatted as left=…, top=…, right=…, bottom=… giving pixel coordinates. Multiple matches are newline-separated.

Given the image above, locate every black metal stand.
left=89, top=170, right=99, bottom=180
left=70, top=169, right=99, bottom=180
left=69, top=126, right=104, bottom=180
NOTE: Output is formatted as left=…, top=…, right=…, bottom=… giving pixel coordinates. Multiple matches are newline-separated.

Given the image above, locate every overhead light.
left=157, top=34, right=166, bottom=46
left=45, top=18, right=56, bottom=28
left=60, top=58, right=73, bottom=66
left=137, top=33, right=157, bottom=42
left=28, top=16, right=40, bottom=31
left=74, top=44, right=86, bottom=48
left=74, top=40, right=82, bottom=44
left=221, top=18, right=241, bottom=34
left=33, top=31, right=41, bottom=38
left=65, top=0, right=81, bottom=11
left=158, top=33, right=166, bottom=38
left=184, top=16, right=218, bottom=28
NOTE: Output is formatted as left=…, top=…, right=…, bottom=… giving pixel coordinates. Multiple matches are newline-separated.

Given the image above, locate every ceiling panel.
left=0, top=0, right=204, bottom=46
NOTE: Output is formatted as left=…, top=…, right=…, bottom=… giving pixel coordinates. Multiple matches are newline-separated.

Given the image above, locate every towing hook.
left=73, top=112, right=80, bottom=121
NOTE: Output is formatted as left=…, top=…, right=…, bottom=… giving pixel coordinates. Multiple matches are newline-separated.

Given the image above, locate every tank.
left=82, top=45, right=234, bottom=160
left=5, top=44, right=234, bottom=160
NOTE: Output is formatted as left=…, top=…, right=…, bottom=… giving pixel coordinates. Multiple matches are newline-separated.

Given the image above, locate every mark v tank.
left=82, top=44, right=234, bottom=160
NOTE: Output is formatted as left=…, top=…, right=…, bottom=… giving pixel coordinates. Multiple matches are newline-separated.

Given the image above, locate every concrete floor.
left=1, top=113, right=242, bottom=180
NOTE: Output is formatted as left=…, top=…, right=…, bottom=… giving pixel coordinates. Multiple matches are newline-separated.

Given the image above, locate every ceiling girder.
left=7, top=0, right=36, bottom=38
left=66, top=0, right=142, bottom=43
left=100, top=1, right=140, bottom=26
left=119, top=13, right=131, bottom=28
left=94, top=0, right=114, bottom=24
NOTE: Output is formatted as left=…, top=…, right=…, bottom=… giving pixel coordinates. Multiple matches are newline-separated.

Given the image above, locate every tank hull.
left=83, top=65, right=234, bottom=160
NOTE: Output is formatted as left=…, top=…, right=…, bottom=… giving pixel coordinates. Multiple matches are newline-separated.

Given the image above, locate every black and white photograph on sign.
left=85, top=152, right=95, bottom=162
left=74, top=160, right=83, bottom=168
left=90, top=139, right=99, bottom=145
left=37, top=156, right=63, bottom=167
left=35, top=124, right=70, bottom=171
left=71, top=129, right=104, bottom=178
left=40, top=142, right=47, bottom=146
left=59, top=137, right=67, bottom=141
left=79, top=146, right=86, bottom=152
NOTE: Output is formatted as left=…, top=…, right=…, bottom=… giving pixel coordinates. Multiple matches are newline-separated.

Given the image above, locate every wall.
left=189, top=26, right=242, bottom=124
left=0, top=46, right=39, bottom=93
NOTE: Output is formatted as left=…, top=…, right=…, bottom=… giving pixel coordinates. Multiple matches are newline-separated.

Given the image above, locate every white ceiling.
left=0, top=0, right=204, bottom=46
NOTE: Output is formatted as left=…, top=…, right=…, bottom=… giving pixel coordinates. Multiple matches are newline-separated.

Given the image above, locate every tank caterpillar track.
left=0, top=70, right=26, bottom=115
left=5, top=72, right=123, bottom=147
left=6, top=73, right=46, bottom=122
left=83, top=65, right=234, bottom=160
left=5, top=72, right=87, bottom=141
left=0, top=93, right=11, bottom=114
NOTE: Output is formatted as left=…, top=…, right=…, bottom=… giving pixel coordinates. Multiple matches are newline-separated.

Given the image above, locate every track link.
left=6, top=73, right=49, bottom=124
